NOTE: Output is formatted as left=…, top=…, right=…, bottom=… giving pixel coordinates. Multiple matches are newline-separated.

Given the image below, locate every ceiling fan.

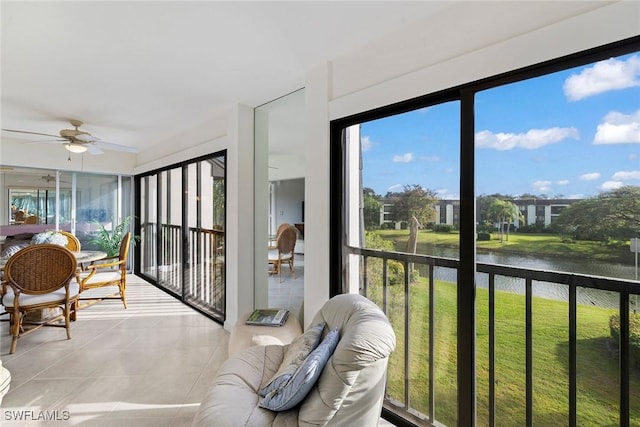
left=2, top=120, right=138, bottom=155
left=41, top=174, right=70, bottom=184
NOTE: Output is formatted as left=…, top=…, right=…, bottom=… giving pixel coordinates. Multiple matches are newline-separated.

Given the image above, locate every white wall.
left=329, top=2, right=638, bottom=119
left=272, top=178, right=304, bottom=228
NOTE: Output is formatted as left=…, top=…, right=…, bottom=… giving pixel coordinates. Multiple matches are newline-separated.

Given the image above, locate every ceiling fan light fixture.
left=64, top=143, right=87, bottom=153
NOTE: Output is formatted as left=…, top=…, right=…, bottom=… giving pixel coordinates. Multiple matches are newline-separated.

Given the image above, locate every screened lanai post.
left=407, top=216, right=421, bottom=276
left=458, top=88, right=476, bottom=426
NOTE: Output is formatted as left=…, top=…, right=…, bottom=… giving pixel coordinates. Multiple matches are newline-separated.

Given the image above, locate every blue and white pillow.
left=1, top=243, right=30, bottom=258
left=259, top=328, right=340, bottom=412
left=259, top=322, right=325, bottom=397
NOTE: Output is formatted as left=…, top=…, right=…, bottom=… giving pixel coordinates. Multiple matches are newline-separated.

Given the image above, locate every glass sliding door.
left=158, top=168, right=182, bottom=295
left=139, top=174, right=158, bottom=280
left=184, top=157, right=225, bottom=316
left=136, top=151, right=226, bottom=322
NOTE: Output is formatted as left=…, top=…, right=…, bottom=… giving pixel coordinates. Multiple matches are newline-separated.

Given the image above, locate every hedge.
left=609, top=312, right=640, bottom=368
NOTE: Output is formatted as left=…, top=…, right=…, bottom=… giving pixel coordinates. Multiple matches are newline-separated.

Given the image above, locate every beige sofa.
left=193, top=293, right=396, bottom=426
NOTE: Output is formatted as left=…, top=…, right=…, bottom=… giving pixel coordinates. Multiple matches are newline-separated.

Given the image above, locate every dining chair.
left=2, top=244, right=79, bottom=354
left=269, top=223, right=292, bottom=249
left=23, top=215, right=38, bottom=224
left=78, top=232, right=131, bottom=308
left=13, top=211, right=25, bottom=223
left=268, top=225, right=297, bottom=283
left=57, top=231, right=81, bottom=252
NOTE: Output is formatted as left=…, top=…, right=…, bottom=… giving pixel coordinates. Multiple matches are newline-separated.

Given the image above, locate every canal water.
left=416, top=245, right=639, bottom=309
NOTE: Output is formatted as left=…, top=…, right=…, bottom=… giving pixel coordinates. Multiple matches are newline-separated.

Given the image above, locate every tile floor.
left=1, top=254, right=394, bottom=426
left=1, top=276, right=228, bottom=426
left=267, top=253, right=305, bottom=323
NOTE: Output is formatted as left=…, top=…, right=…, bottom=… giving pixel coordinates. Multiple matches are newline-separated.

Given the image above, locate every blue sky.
left=361, top=52, right=640, bottom=200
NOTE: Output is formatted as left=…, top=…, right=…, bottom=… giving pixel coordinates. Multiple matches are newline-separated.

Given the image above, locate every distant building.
left=381, top=197, right=581, bottom=229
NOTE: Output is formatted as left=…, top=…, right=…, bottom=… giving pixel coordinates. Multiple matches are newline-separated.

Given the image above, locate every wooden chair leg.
left=120, top=285, right=127, bottom=309
left=70, top=301, right=77, bottom=322
left=289, top=260, right=295, bottom=278
left=64, top=302, right=72, bottom=340
left=9, top=312, right=21, bottom=354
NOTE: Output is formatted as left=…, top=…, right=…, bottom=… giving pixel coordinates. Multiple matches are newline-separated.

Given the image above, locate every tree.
left=387, top=184, right=437, bottom=227
left=553, top=185, right=640, bottom=242
left=477, top=193, right=514, bottom=226
left=362, top=187, right=382, bottom=230
left=487, top=199, right=522, bottom=242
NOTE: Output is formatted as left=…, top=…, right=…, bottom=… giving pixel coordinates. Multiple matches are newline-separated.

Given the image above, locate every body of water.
left=416, top=245, right=639, bottom=309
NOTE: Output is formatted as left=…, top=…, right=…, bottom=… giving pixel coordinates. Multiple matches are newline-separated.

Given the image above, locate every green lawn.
left=375, top=229, right=632, bottom=262
left=366, top=275, right=640, bottom=426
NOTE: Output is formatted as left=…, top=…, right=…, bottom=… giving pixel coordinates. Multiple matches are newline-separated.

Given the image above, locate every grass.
left=374, top=229, right=633, bottom=263
left=365, top=229, right=638, bottom=424
left=366, top=273, right=640, bottom=426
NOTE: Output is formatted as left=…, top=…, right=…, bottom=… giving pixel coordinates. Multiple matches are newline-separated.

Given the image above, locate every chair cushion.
left=268, top=249, right=293, bottom=261
left=80, top=270, right=121, bottom=285
left=259, top=328, right=340, bottom=412
left=2, top=281, right=79, bottom=307
left=259, top=322, right=324, bottom=397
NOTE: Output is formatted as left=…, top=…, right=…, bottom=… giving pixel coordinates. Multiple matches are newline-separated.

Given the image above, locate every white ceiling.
left=1, top=1, right=453, bottom=155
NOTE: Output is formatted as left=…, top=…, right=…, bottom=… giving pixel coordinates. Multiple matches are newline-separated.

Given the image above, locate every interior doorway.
left=254, top=89, right=306, bottom=322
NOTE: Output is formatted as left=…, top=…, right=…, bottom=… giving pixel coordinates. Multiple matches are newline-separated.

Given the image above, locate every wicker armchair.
left=268, top=223, right=291, bottom=249
left=268, top=225, right=296, bottom=283
left=23, top=215, right=38, bottom=224
left=78, top=232, right=131, bottom=308
left=2, top=244, right=79, bottom=354
left=57, top=231, right=81, bottom=252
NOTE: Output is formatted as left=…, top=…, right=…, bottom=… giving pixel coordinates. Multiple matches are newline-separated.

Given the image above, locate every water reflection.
left=419, top=246, right=637, bottom=309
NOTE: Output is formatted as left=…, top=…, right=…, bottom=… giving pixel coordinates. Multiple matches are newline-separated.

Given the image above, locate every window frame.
left=330, top=35, right=640, bottom=427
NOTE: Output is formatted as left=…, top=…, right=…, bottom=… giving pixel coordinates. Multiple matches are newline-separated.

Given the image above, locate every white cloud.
left=436, top=189, right=459, bottom=199
left=475, top=127, right=579, bottom=150
left=594, top=110, right=640, bottom=144
left=600, top=181, right=625, bottom=191
left=611, top=170, right=640, bottom=181
left=361, top=136, right=373, bottom=152
left=563, top=55, right=640, bottom=101
left=580, top=172, right=601, bottom=181
left=630, top=153, right=638, bottom=160
left=532, top=180, right=552, bottom=192
left=567, top=194, right=584, bottom=199
left=556, top=180, right=570, bottom=185
left=387, top=184, right=403, bottom=193
left=392, top=153, right=413, bottom=163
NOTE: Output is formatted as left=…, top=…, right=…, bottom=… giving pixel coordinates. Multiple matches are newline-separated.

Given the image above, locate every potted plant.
left=90, top=216, right=140, bottom=257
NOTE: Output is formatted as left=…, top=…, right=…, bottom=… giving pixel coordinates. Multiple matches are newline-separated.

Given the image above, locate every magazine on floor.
left=245, top=308, right=290, bottom=327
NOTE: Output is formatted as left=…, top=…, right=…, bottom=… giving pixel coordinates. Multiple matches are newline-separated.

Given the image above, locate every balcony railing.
left=348, top=246, right=639, bottom=427
left=139, top=222, right=225, bottom=321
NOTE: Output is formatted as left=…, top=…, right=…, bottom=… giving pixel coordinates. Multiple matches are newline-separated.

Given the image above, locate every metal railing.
left=139, top=222, right=225, bottom=321
left=349, top=246, right=639, bottom=427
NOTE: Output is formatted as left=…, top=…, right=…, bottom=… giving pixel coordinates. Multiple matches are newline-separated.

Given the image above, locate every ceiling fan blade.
left=93, top=140, right=139, bottom=153
left=2, top=128, right=60, bottom=138
left=87, top=145, right=104, bottom=155
left=74, top=133, right=100, bottom=143
left=25, top=139, right=66, bottom=144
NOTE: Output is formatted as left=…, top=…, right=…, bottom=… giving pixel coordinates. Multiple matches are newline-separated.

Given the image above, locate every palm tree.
left=487, top=199, right=522, bottom=242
